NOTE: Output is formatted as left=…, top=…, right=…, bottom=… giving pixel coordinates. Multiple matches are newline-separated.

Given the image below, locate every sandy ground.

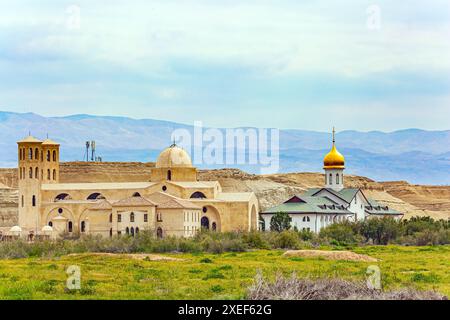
left=283, top=250, right=379, bottom=262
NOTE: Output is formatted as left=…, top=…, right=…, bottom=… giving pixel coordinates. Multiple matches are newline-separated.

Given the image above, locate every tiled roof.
left=113, top=196, right=156, bottom=207
left=90, top=200, right=113, bottom=210
left=17, top=135, right=42, bottom=143
left=157, top=198, right=201, bottom=210
left=365, top=199, right=402, bottom=215
left=262, top=195, right=351, bottom=214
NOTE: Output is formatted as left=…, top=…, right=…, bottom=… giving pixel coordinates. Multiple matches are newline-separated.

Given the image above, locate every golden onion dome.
left=323, top=128, right=345, bottom=169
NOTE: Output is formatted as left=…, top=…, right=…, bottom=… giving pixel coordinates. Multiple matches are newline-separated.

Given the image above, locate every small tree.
left=270, top=212, right=292, bottom=232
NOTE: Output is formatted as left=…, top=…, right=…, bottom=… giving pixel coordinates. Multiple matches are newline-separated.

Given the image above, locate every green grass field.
left=0, top=245, right=448, bottom=300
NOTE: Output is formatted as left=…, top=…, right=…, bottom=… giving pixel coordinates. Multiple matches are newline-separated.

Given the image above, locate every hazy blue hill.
left=0, top=111, right=448, bottom=184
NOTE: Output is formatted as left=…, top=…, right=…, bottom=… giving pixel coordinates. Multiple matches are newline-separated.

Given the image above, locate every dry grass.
left=247, top=272, right=447, bottom=300
left=66, top=252, right=185, bottom=261
left=283, top=250, right=379, bottom=262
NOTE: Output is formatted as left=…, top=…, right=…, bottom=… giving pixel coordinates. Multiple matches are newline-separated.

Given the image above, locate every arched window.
left=190, top=192, right=207, bottom=199
left=87, top=193, right=106, bottom=200
left=29, top=148, right=33, bottom=160
left=41, top=151, right=43, bottom=162
left=329, top=173, right=332, bottom=185
left=32, top=195, right=36, bottom=207
left=336, top=173, right=340, bottom=184
left=47, top=169, right=51, bottom=180
left=157, top=227, right=163, bottom=239
left=53, top=150, right=57, bottom=162
left=47, top=150, right=51, bottom=162
left=55, top=193, right=71, bottom=201
left=35, top=148, right=39, bottom=160
left=109, top=214, right=112, bottom=223
left=53, top=169, right=56, bottom=180
left=29, top=167, right=33, bottom=179
left=130, top=227, right=135, bottom=237
left=135, top=227, right=139, bottom=234
left=132, top=192, right=141, bottom=197
left=81, top=221, right=86, bottom=233
left=68, top=221, right=73, bottom=233
left=167, top=170, right=172, bottom=181
left=325, top=174, right=327, bottom=185
left=201, top=216, right=210, bottom=230
left=21, top=195, right=24, bottom=207
left=130, top=212, right=135, bottom=222
left=35, top=167, right=39, bottom=179
left=109, top=228, right=113, bottom=238
left=125, top=227, right=129, bottom=235
left=212, top=222, right=217, bottom=231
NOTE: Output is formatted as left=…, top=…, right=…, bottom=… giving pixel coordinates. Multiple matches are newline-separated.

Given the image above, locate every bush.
left=269, top=231, right=300, bottom=249
left=319, top=222, right=359, bottom=246
left=246, top=272, right=447, bottom=300
left=270, top=212, right=292, bottom=232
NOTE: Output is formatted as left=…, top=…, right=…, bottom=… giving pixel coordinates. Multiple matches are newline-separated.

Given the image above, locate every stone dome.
left=10, top=226, right=22, bottom=232
left=42, top=225, right=53, bottom=232
left=156, top=144, right=192, bottom=168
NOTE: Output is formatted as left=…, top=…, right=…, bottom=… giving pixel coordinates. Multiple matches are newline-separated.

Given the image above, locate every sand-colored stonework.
left=12, top=138, right=259, bottom=238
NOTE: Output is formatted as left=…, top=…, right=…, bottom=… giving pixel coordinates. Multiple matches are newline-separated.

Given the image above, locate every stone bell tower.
left=17, top=136, right=60, bottom=234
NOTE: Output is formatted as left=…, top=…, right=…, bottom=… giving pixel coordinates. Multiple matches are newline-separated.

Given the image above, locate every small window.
left=68, top=221, right=73, bottom=233
left=144, top=214, right=148, bottom=222
left=29, top=148, right=33, bottom=160
left=132, top=192, right=141, bottom=197
left=32, top=195, right=36, bottom=207
left=125, top=227, right=129, bottom=235
left=58, top=208, right=63, bottom=214
left=118, top=214, right=122, bottom=222
left=212, top=222, right=217, bottom=231
left=53, top=150, right=57, bottom=162
left=135, top=227, right=139, bottom=234
left=81, top=221, right=86, bottom=233
left=29, top=167, right=33, bottom=179
left=167, top=170, right=172, bottom=181
left=157, top=227, right=163, bottom=239
left=109, top=228, right=113, bottom=238
left=47, top=169, right=51, bottom=180
left=21, top=195, right=24, bottom=207
left=47, top=150, right=51, bottom=162
left=48, top=221, right=53, bottom=227
left=190, top=192, right=207, bottom=199
left=329, top=173, right=332, bottom=185
left=53, top=169, right=56, bottom=180
left=336, top=173, right=339, bottom=184
left=130, top=212, right=135, bottom=223
left=35, top=167, right=39, bottom=179
left=162, top=185, right=167, bottom=192
left=35, top=148, right=39, bottom=160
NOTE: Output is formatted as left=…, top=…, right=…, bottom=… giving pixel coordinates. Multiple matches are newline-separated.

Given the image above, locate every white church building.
left=261, top=129, right=403, bottom=233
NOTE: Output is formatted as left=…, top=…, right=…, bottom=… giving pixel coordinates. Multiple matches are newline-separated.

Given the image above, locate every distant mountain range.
left=0, top=111, right=449, bottom=185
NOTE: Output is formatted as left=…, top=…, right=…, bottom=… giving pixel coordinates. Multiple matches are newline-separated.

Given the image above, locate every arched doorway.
left=200, top=205, right=221, bottom=232
left=157, top=227, right=163, bottom=239
left=201, top=216, right=210, bottom=230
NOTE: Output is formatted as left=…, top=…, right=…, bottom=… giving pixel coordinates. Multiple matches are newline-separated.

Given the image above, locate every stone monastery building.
left=15, top=137, right=259, bottom=239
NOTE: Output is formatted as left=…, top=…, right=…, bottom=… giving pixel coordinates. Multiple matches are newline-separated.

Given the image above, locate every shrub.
left=269, top=231, right=300, bottom=249
left=270, top=212, right=292, bottom=232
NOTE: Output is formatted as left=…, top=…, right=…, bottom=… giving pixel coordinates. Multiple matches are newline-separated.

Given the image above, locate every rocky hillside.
left=0, top=163, right=448, bottom=226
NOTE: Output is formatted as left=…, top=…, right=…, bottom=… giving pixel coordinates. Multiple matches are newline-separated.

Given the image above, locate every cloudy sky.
left=0, top=0, right=449, bottom=131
